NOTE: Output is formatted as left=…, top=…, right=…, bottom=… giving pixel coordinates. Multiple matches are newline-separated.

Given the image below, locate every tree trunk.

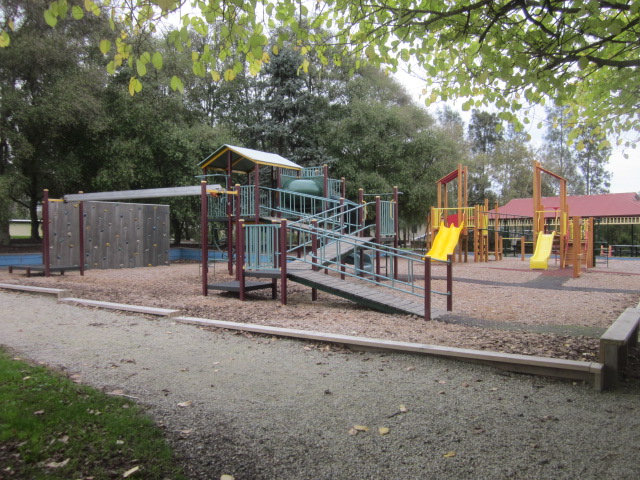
left=0, top=219, right=9, bottom=246
left=171, top=216, right=182, bottom=246
left=30, top=198, right=40, bottom=241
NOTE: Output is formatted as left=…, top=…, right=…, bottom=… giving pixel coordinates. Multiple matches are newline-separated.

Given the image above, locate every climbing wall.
left=49, top=201, right=170, bottom=269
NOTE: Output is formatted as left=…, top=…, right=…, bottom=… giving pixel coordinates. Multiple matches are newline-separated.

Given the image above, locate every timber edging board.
left=175, top=316, right=604, bottom=390
left=58, top=298, right=180, bottom=317
left=599, top=307, right=640, bottom=389
left=0, top=283, right=70, bottom=299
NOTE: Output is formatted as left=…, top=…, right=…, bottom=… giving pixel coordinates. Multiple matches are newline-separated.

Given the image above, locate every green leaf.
left=106, top=60, right=116, bottom=74
left=44, top=9, right=58, bottom=27
left=170, top=75, right=184, bottom=93
left=577, top=56, right=589, bottom=70
left=0, top=31, right=10, bottom=48
left=99, top=39, right=111, bottom=54
left=72, top=5, right=84, bottom=19
left=128, top=77, right=142, bottom=96
left=152, top=52, right=163, bottom=70
left=136, top=59, right=147, bottom=77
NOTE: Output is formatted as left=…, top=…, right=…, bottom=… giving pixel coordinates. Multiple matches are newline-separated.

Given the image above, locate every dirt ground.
left=1, top=253, right=638, bottom=363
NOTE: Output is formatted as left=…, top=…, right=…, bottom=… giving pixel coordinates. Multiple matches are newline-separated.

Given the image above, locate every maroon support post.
left=234, top=184, right=241, bottom=279
left=238, top=220, right=245, bottom=301
left=78, top=198, right=85, bottom=276
left=393, top=186, right=399, bottom=280
left=447, top=253, right=453, bottom=311
left=201, top=181, right=208, bottom=296
left=311, top=219, right=318, bottom=301
left=42, top=189, right=50, bottom=277
left=280, top=219, right=288, bottom=305
left=375, top=196, right=381, bottom=282
left=227, top=152, right=234, bottom=276
left=424, top=256, right=431, bottom=321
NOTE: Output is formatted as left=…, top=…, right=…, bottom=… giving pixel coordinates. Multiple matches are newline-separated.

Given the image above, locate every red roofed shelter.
left=498, top=192, right=640, bottom=255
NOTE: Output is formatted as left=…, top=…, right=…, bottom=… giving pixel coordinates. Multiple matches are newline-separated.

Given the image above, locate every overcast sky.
left=394, top=70, right=639, bottom=194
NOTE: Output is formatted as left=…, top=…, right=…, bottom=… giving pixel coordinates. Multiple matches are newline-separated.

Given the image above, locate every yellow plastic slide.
left=425, top=222, right=464, bottom=261
left=529, top=231, right=555, bottom=270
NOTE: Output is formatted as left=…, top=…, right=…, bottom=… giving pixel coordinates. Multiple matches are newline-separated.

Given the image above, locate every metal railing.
left=238, top=220, right=453, bottom=320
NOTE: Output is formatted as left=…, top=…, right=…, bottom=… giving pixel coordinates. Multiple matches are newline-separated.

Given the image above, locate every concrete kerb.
left=0, top=283, right=70, bottom=299
left=0, top=283, right=609, bottom=390
left=175, top=316, right=604, bottom=390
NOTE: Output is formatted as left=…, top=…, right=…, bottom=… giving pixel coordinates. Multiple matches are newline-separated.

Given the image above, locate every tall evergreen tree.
left=467, top=110, right=503, bottom=205
left=575, top=128, right=612, bottom=195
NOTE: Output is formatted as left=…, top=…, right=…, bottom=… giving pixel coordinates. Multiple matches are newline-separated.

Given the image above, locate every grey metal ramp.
left=299, top=235, right=373, bottom=265
left=286, top=266, right=444, bottom=318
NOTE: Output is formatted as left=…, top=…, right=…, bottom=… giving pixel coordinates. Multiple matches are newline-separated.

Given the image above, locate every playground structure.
left=198, top=145, right=453, bottom=320
left=531, top=161, right=594, bottom=275
left=8, top=189, right=171, bottom=277
left=425, top=162, right=595, bottom=277
left=427, top=164, right=504, bottom=263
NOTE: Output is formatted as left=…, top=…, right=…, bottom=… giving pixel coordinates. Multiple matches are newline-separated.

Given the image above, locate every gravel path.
left=1, top=290, right=639, bottom=480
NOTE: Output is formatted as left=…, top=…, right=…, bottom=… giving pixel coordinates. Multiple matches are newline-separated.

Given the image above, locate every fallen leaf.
left=443, top=451, right=456, bottom=458
left=378, top=427, right=390, bottom=435
left=123, top=465, right=140, bottom=477
left=58, top=435, right=69, bottom=444
left=220, top=475, right=235, bottom=480
left=22, top=376, right=31, bottom=381
left=177, top=401, right=192, bottom=408
left=45, top=458, right=70, bottom=469
left=399, top=404, right=408, bottom=412
left=348, top=428, right=358, bottom=436
left=33, top=410, right=45, bottom=415
left=405, top=366, right=415, bottom=371
left=353, top=425, right=369, bottom=432
left=116, top=440, right=124, bottom=445
left=489, top=387, right=498, bottom=391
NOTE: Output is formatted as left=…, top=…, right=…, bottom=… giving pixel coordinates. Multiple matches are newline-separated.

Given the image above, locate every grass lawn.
left=0, top=348, right=186, bottom=479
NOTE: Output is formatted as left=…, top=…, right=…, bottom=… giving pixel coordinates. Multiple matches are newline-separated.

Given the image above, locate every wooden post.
left=521, top=235, right=526, bottom=261
left=311, top=219, right=318, bottom=301
left=280, top=219, right=287, bottom=305
left=200, top=181, right=208, bottom=296
left=238, top=220, right=245, bottom=301
left=447, top=253, right=453, bottom=311
left=494, top=201, right=500, bottom=261
left=587, top=217, right=595, bottom=268
left=573, top=216, right=581, bottom=278
left=375, top=196, right=381, bottom=282
left=424, top=256, right=431, bottom=321
left=341, top=177, right=346, bottom=199
left=78, top=199, right=85, bottom=276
